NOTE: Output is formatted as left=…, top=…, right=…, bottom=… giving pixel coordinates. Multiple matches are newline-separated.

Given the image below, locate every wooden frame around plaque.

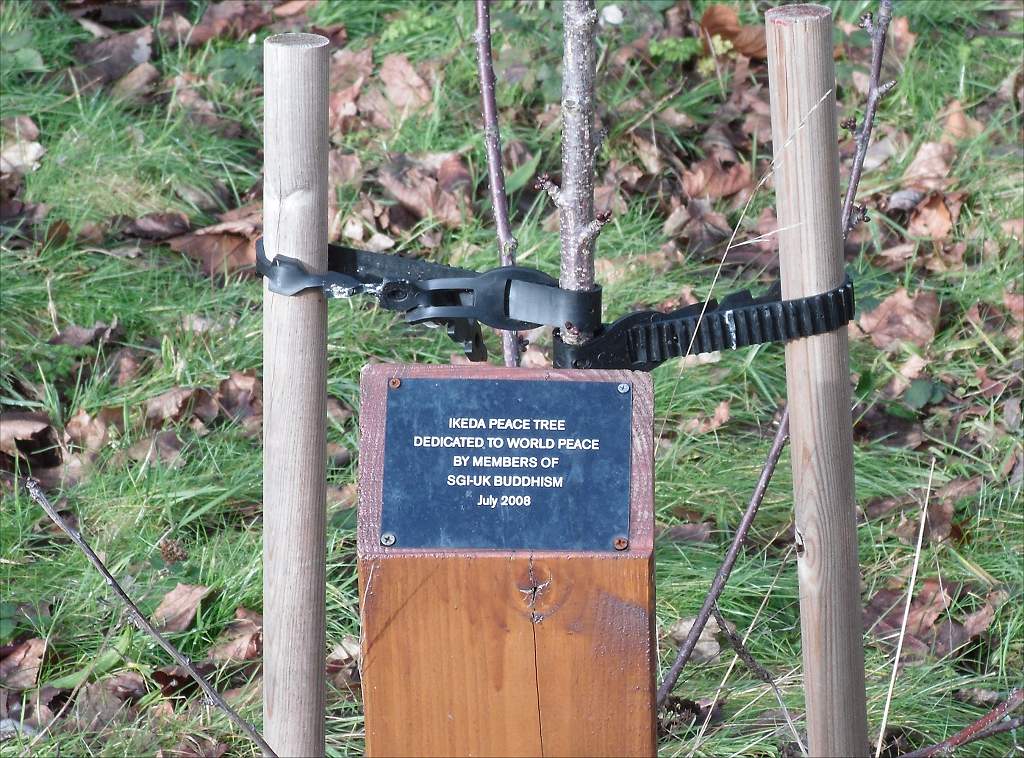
left=357, top=364, right=656, bottom=758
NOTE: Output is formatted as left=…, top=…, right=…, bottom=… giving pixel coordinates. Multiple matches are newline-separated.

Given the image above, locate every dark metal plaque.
left=380, top=378, right=632, bottom=551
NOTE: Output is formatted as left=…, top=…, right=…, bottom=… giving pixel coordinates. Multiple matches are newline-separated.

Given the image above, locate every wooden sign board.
left=358, top=364, right=656, bottom=757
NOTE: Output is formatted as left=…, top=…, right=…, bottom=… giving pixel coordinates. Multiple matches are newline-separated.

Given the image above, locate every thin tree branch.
left=558, top=0, right=601, bottom=343
left=656, top=408, right=790, bottom=708
left=901, top=689, right=1023, bottom=758
left=841, top=0, right=896, bottom=237
left=474, top=0, right=519, bottom=367
left=23, top=479, right=277, bottom=758
left=535, top=173, right=566, bottom=208
left=973, top=715, right=1023, bottom=742
left=712, top=604, right=807, bottom=756
left=575, top=210, right=611, bottom=257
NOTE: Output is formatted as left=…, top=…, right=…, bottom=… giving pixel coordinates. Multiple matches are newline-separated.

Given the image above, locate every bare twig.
left=656, top=407, right=790, bottom=707
left=535, top=173, right=566, bottom=208
left=558, top=0, right=602, bottom=343
left=901, top=689, right=1024, bottom=758
left=973, top=715, right=1023, bottom=742
left=575, top=210, right=611, bottom=256
left=841, top=0, right=896, bottom=237
left=474, top=0, right=519, bottom=367
left=875, top=458, right=936, bottom=756
left=23, top=479, right=277, bottom=758
left=712, top=604, right=806, bottom=756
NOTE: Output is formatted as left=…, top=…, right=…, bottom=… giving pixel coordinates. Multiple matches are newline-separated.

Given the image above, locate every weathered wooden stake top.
left=766, top=5, right=870, bottom=755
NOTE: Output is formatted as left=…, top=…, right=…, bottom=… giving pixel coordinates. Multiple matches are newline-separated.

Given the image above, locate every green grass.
left=1, top=0, right=1022, bottom=755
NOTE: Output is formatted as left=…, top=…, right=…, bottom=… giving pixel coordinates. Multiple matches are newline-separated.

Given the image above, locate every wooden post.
left=263, top=33, right=329, bottom=757
left=765, top=6, right=869, bottom=756
left=358, top=365, right=657, bottom=757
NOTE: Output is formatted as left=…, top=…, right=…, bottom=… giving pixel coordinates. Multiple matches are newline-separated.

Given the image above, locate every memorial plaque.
left=380, top=377, right=632, bottom=551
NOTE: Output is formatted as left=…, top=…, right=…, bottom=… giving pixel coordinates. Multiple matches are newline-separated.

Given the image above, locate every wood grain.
left=765, top=6, right=869, bottom=756
left=262, top=32, right=329, bottom=758
left=358, top=364, right=656, bottom=757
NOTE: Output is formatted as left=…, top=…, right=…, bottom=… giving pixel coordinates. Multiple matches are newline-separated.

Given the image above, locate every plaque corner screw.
left=617, top=382, right=630, bottom=394
left=380, top=532, right=396, bottom=546
left=613, top=536, right=629, bottom=550
left=388, top=377, right=401, bottom=389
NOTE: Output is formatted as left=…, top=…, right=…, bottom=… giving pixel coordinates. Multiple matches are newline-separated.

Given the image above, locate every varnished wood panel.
left=358, top=364, right=656, bottom=757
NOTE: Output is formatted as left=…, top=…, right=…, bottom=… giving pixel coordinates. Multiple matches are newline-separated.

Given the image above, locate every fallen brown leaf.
left=327, top=443, right=353, bottom=469
left=71, top=679, right=133, bottom=731
left=209, top=607, right=262, bottom=662
left=882, top=354, right=929, bottom=399
left=858, top=288, right=940, bottom=351
left=272, top=0, right=316, bottom=18
left=1, top=114, right=39, bottom=141
left=1004, top=290, right=1024, bottom=322
left=111, top=61, right=160, bottom=100
left=0, top=136, right=45, bottom=174
left=327, top=151, right=363, bottom=241
left=216, top=371, right=262, bottom=432
left=0, top=411, right=61, bottom=465
left=68, top=27, right=153, bottom=92
left=166, top=73, right=241, bottom=137
left=853, top=405, right=924, bottom=449
left=380, top=53, right=432, bottom=112
left=893, top=499, right=954, bottom=544
left=159, top=737, right=229, bottom=758
left=49, top=320, right=120, bottom=347
left=0, top=638, right=45, bottom=690
left=327, top=482, right=358, bottom=509
left=379, top=153, right=472, bottom=229
left=888, top=16, right=917, bottom=61
left=151, top=661, right=214, bottom=697
left=326, top=396, right=354, bottom=425
left=146, top=387, right=219, bottom=429
left=700, top=5, right=767, bottom=59
left=168, top=202, right=260, bottom=276
left=124, top=211, right=190, bottom=240
left=125, top=430, right=185, bottom=468
left=682, top=156, right=751, bottom=199
left=666, top=615, right=720, bottom=663
left=65, top=406, right=124, bottom=452
left=941, top=99, right=983, bottom=143
left=326, top=635, right=361, bottom=696
left=658, top=522, right=713, bottom=543
left=152, top=583, right=211, bottom=632
left=188, top=0, right=271, bottom=46
left=907, top=192, right=954, bottom=240
left=681, top=400, right=731, bottom=435
left=106, top=347, right=145, bottom=386
left=328, top=47, right=373, bottom=137
left=902, top=141, right=955, bottom=191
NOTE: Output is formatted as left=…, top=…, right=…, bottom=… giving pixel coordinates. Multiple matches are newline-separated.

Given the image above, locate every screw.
left=617, top=383, right=630, bottom=394
left=388, top=378, right=401, bottom=389
left=380, top=532, right=396, bottom=546
left=613, top=536, right=629, bottom=551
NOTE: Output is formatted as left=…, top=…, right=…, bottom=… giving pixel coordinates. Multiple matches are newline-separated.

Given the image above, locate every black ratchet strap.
left=256, top=239, right=601, bottom=362
left=255, top=238, right=854, bottom=370
left=553, top=276, right=854, bottom=371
